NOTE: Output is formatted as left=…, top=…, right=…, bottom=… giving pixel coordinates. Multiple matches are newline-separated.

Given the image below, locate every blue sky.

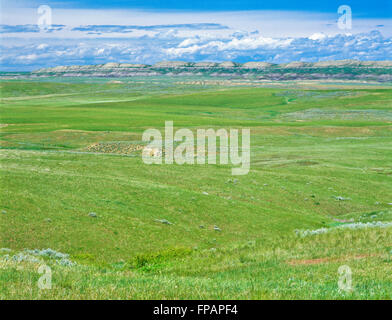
left=5, top=0, right=391, bottom=17
left=1, top=0, right=391, bottom=70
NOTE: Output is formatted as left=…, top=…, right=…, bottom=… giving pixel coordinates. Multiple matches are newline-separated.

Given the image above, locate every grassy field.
left=1, top=78, right=392, bottom=299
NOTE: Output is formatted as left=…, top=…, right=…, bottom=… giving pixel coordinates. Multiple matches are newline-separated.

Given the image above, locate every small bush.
left=131, top=247, right=192, bottom=269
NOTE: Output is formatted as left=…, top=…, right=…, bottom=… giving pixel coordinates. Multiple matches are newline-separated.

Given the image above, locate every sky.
left=1, top=0, right=391, bottom=71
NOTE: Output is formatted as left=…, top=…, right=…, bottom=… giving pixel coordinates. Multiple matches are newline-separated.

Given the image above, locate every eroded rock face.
left=194, top=62, right=219, bottom=68
left=218, top=61, right=238, bottom=68
left=280, top=62, right=311, bottom=68
left=242, top=62, right=274, bottom=68
left=153, top=61, right=191, bottom=68
left=313, top=59, right=362, bottom=67
left=29, top=59, right=392, bottom=82
left=361, top=61, right=392, bottom=67
left=34, top=63, right=149, bottom=74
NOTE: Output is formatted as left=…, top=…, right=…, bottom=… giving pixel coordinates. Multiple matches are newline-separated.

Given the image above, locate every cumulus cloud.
left=163, top=30, right=391, bottom=63
left=15, top=54, right=39, bottom=63
left=1, top=29, right=391, bottom=71
left=176, top=34, right=293, bottom=52
left=36, top=43, right=48, bottom=50
left=309, top=33, right=327, bottom=40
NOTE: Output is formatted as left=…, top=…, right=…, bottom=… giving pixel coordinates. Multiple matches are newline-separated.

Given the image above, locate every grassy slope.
left=0, top=79, right=392, bottom=299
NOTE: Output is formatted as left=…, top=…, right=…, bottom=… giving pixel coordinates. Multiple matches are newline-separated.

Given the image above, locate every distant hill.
left=29, top=60, right=392, bottom=82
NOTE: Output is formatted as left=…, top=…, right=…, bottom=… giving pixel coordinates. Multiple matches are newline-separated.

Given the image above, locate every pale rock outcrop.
left=153, top=61, right=191, bottom=68
left=242, top=62, right=274, bottom=68
left=218, top=61, right=237, bottom=68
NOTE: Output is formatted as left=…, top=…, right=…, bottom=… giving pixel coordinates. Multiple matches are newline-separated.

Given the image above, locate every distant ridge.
left=34, top=59, right=392, bottom=73
left=28, top=60, right=392, bottom=82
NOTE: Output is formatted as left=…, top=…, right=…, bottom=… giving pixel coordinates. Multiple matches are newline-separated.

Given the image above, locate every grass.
left=1, top=78, right=392, bottom=299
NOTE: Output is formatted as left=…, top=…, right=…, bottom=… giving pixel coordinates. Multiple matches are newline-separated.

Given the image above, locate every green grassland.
left=0, top=78, right=392, bottom=299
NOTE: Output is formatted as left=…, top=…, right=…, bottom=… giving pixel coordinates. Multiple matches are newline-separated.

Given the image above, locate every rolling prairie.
left=1, top=78, right=392, bottom=299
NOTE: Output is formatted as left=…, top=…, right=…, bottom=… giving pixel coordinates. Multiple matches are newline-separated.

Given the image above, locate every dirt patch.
left=55, top=129, right=92, bottom=133
left=294, top=126, right=378, bottom=137
left=296, top=160, right=319, bottom=166
left=287, top=253, right=378, bottom=266
left=270, top=159, right=319, bottom=168
left=332, top=218, right=354, bottom=223
left=370, top=167, right=392, bottom=175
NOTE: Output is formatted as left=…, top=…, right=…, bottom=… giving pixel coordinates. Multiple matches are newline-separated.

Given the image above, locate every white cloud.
left=166, top=34, right=294, bottom=58
left=1, top=30, right=391, bottom=71
left=96, top=48, right=105, bottom=55
left=178, top=38, right=201, bottom=47
left=36, top=43, right=48, bottom=49
left=309, top=33, right=327, bottom=40
left=16, top=54, right=38, bottom=61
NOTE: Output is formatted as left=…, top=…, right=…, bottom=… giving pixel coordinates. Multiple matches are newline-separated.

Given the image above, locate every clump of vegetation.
left=25, top=249, right=76, bottom=266
left=296, top=221, right=392, bottom=237
left=131, top=247, right=192, bottom=270
left=154, top=219, right=173, bottom=225
left=84, top=142, right=144, bottom=155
